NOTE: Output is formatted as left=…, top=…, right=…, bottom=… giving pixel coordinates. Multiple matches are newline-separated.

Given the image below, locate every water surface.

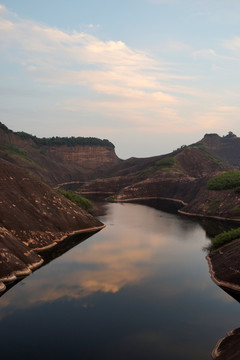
left=0, top=203, right=240, bottom=359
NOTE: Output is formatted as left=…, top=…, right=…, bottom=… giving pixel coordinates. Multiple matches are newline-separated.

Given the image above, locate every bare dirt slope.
left=0, top=158, right=104, bottom=291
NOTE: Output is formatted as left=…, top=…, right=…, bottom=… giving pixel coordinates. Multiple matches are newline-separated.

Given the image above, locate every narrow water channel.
left=0, top=203, right=239, bottom=359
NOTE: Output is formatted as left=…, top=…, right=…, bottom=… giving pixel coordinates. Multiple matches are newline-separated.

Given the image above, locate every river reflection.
left=0, top=203, right=240, bottom=360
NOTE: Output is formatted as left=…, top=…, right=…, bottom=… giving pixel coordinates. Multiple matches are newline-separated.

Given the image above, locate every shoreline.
left=206, top=247, right=240, bottom=293
left=0, top=224, right=106, bottom=293
left=116, top=196, right=187, bottom=206
left=178, top=209, right=240, bottom=223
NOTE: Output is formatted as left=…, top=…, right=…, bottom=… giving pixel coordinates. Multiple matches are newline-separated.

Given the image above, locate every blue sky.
left=1, top=0, right=240, bottom=158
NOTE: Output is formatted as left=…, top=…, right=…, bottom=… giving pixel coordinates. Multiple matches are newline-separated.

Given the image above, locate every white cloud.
left=192, top=48, right=236, bottom=62
left=0, top=5, right=239, bottom=143
left=0, top=6, right=193, bottom=131
left=223, top=36, right=240, bottom=51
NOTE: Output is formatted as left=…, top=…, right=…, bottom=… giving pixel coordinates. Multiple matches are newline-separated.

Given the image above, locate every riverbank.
left=212, top=328, right=240, bottom=360
left=0, top=224, right=105, bottom=294
left=206, top=239, right=240, bottom=302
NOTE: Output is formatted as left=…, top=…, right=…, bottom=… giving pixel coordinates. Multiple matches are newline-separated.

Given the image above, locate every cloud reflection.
left=0, top=203, right=217, bottom=317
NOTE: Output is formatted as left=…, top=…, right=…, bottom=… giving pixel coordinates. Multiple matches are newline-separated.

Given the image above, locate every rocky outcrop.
left=0, top=158, right=105, bottom=291
left=48, top=144, right=119, bottom=169
left=212, top=328, right=240, bottom=360
left=0, top=227, right=43, bottom=292
left=207, top=239, right=240, bottom=302
left=199, top=133, right=240, bottom=168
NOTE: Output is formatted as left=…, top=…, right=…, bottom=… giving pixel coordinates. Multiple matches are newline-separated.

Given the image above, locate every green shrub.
left=0, top=144, right=41, bottom=167
left=58, top=189, right=93, bottom=211
left=16, top=132, right=114, bottom=148
left=155, top=157, right=176, bottom=167
left=0, top=144, right=28, bottom=158
left=210, top=227, right=240, bottom=251
left=207, top=171, right=240, bottom=190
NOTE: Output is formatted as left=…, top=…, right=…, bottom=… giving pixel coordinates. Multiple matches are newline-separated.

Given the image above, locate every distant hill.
left=0, top=122, right=120, bottom=186
left=1, top=122, right=240, bottom=293
left=0, top=122, right=115, bottom=148
left=197, top=132, right=240, bottom=168
left=76, top=132, right=240, bottom=222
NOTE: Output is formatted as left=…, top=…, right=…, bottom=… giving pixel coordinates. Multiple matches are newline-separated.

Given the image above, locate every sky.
left=1, top=0, right=240, bottom=159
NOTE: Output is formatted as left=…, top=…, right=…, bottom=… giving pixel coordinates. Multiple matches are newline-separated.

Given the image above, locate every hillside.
left=0, top=156, right=104, bottom=292
left=1, top=122, right=240, bottom=294
left=0, top=123, right=120, bottom=185
left=77, top=143, right=235, bottom=220
left=2, top=123, right=240, bottom=222
left=198, top=132, right=240, bottom=168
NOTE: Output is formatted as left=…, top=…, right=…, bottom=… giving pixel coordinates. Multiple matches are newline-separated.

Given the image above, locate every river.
left=0, top=202, right=240, bottom=359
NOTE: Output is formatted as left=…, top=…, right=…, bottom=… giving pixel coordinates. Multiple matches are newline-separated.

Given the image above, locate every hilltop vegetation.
left=0, top=122, right=114, bottom=148
left=16, top=131, right=115, bottom=148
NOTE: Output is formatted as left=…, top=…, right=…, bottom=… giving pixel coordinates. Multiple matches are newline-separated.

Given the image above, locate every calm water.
left=0, top=203, right=240, bottom=359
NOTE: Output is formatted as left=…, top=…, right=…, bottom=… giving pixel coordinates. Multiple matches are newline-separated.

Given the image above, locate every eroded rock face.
left=0, top=127, right=121, bottom=186
left=0, top=158, right=104, bottom=290
left=0, top=227, right=43, bottom=292
left=212, top=328, right=240, bottom=360
left=48, top=145, right=119, bottom=169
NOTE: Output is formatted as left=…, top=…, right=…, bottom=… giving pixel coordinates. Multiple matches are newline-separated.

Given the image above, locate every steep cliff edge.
left=0, top=124, right=120, bottom=185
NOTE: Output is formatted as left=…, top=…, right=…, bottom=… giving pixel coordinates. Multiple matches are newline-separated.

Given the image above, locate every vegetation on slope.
left=137, top=157, right=179, bottom=178
left=58, top=189, right=93, bottom=211
left=0, top=122, right=114, bottom=148
left=193, top=143, right=226, bottom=168
left=210, top=228, right=240, bottom=251
left=16, top=131, right=114, bottom=148
left=0, top=144, right=39, bottom=167
left=207, top=171, right=240, bottom=191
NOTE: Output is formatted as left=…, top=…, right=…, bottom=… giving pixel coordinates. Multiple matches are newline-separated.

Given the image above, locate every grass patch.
left=137, top=166, right=155, bottom=178
left=0, top=144, right=40, bottom=167
left=155, top=157, right=176, bottom=167
left=207, top=171, right=240, bottom=191
left=157, top=167, right=182, bottom=173
left=210, top=227, right=240, bottom=251
left=58, top=188, right=93, bottom=211
left=0, top=144, right=28, bottom=158
left=137, top=157, right=177, bottom=178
